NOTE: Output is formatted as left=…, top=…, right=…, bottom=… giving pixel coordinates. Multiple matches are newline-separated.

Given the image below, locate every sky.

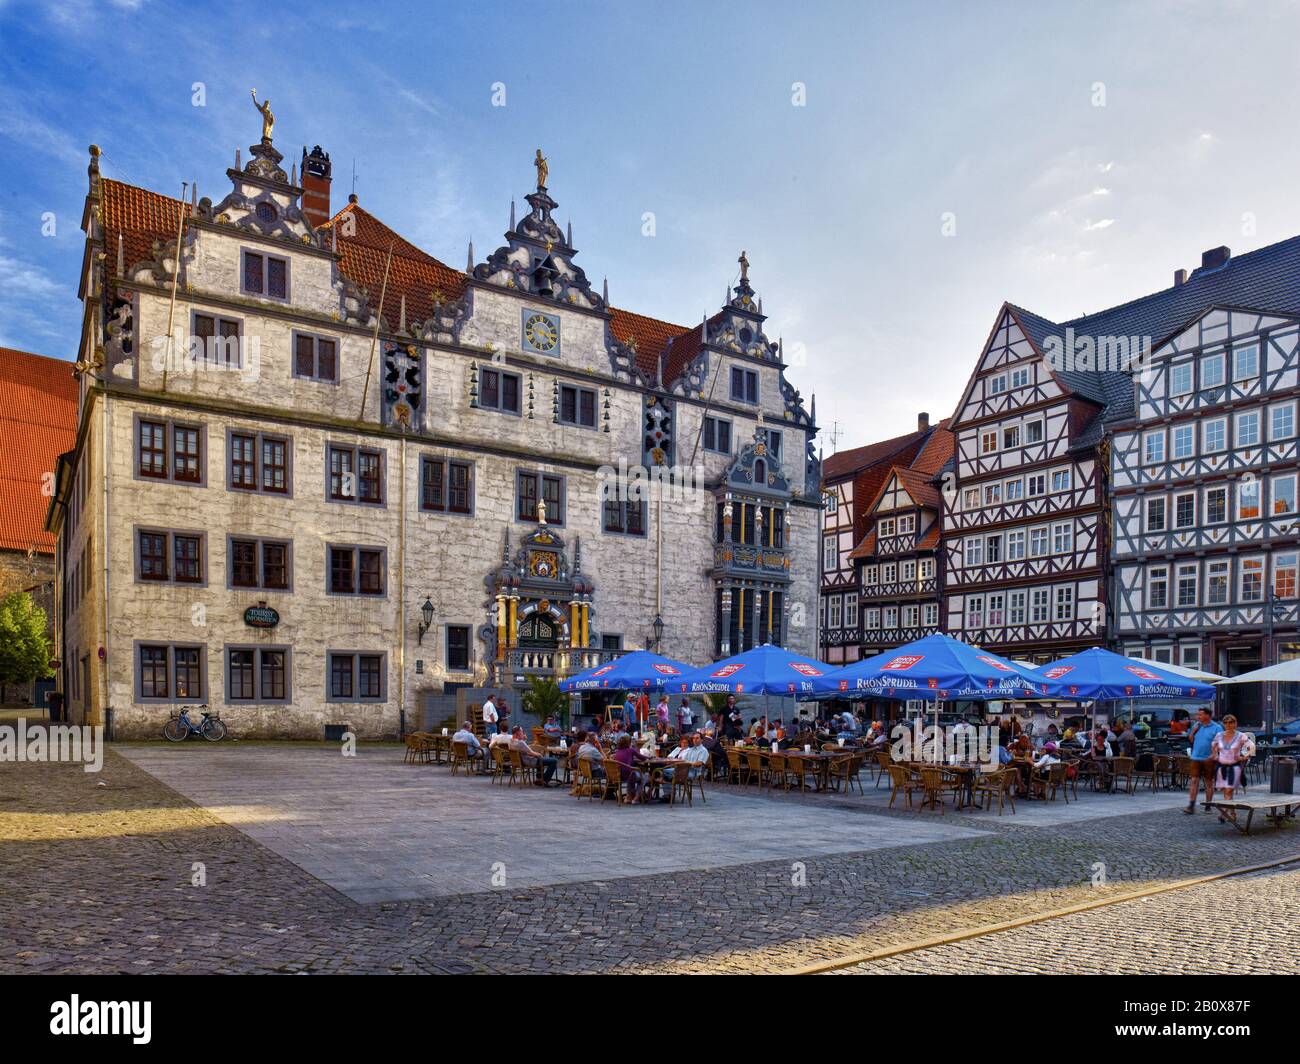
left=2, top=0, right=1300, bottom=451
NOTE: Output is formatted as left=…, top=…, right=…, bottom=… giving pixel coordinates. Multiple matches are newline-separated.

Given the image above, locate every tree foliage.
left=0, top=592, right=53, bottom=689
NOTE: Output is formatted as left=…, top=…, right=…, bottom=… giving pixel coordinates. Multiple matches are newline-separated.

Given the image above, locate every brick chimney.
left=301, top=145, right=332, bottom=229
left=1174, top=268, right=1188, bottom=286
left=1200, top=246, right=1231, bottom=272
left=918, top=411, right=930, bottom=431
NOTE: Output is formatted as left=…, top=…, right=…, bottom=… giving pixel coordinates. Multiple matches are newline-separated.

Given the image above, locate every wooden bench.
left=1209, top=792, right=1300, bottom=835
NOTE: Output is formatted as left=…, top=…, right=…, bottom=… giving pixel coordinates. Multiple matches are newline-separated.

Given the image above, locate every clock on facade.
left=522, top=310, right=560, bottom=354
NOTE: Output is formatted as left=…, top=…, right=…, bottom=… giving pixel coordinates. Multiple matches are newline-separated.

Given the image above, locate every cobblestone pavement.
left=3, top=744, right=1299, bottom=974
left=832, top=866, right=1300, bottom=974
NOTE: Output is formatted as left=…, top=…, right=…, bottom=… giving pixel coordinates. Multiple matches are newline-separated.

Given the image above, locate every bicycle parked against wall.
left=163, top=704, right=228, bottom=742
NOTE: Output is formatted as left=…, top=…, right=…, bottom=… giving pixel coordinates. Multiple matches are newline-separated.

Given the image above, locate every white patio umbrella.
left=1127, top=656, right=1228, bottom=683
left=1214, top=659, right=1300, bottom=684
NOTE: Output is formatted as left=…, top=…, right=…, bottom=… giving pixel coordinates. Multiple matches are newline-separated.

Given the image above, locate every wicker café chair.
left=973, top=769, right=1017, bottom=815
left=664, top=762, right=695, bottom=807
left=767, top=752, right=794, bottom=792
left=489, top=744, right=509, bottom=785
left=450, top=740, right=472, bottom=776
left=1110, top=756, right=1137, bottom=795
left=887, top=764, right=920, bottom=809
left=744, top=749, right=770, bottom=788
left=725, top=747, right=745, bottom=785
left=874, top=749, right=893, bottom=787
left=1031, top=761, right=1070, bottom=802
left=403, top=733, right=424, bottom=764
left=508, top=747, right=534, bottom=787
left=601, top=759, right=629, bottom=805
left=573, top=756, right=600, bottom=800
left=831, top=753, right=865, bottom=795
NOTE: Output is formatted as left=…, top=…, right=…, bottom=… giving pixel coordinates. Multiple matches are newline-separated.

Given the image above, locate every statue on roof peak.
left=534, top=149, right=548, bottom=189
left=251, top=89, right=274, bottom=141
left=738, top=250, right=750, bottom=283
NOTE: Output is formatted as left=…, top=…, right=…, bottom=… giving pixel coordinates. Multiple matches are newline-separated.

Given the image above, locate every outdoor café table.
left=785, top=750, right=843, bottom=792
left=639, top=757, right=679, bottom=801
left=943, top=763, right=982, bottom=809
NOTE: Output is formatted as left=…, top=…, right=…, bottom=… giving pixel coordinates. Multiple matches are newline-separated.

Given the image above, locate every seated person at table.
left=666, top=735, right=708, bottom=782
left=639, top=729, right=659, bottom=757
left=576, top=731, right=606, bottom=778
left=1169, top=714, right=1190, bottom=735
left=866, top=721, right=889, bottom=749
left=1116, top=720, right=1137, bottom=758
left=613, top=734, right=649, bottom=799
left=683, top=733, right=712, bottom=778
left=488, top=728, right=513, bottom=750
left=508, top=726, right=557, bottom=785
left=1085, top=730, right=1113, bottom=759
left=453, top=721, right=484, bottom=762
left=752, top=723, right=768, bottom=745
left=700, top=730, right=726, bottom=772
left=543, top=716, right=562, bottom=737
left=1033, top=742, right=1060, bottom=773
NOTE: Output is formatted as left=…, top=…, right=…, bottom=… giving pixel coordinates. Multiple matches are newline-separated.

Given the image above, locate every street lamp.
left=651, top=613, right=665, bottom=653
left=417, top=598, right=434, bottom=645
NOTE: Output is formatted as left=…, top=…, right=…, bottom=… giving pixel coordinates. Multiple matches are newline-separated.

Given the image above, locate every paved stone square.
left=115, top=744, right=988, bottom=902
left=4, top=740, right=1300, bottom=974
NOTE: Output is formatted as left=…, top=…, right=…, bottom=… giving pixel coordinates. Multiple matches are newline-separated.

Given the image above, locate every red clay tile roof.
left=0, top=349, right=78, bottom=555
left=910, top=420, right=954, bottom=475
left=916, top=524, right=940, bottom=550
left=318, top=202, right=468, bottom=328
left=100, top=178, right=190, bottom=280
left=102, top=177, right=701, bottom=381
left=608, top=306, right=694, bottom=381
left=822, top=427, right=928, bottom=481
left=847, top=530, right=876, bottom=561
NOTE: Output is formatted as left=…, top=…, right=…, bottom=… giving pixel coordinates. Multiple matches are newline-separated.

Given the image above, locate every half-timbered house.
left=849, top=422, right=953, bottom=657
left=1110, top=241, right=1300, bottom=727
left=819, top=415, right=934, bottom=664
left=942, top=306, right=1132, bottom=661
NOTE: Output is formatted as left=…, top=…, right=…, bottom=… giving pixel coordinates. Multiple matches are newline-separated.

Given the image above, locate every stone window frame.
left=325, top=543, right=388, bottom=598
left=132, top=525, right=208, bottom=588
left=226, top=427, right=294, bottom=497
left=290, top=329, right=340, bottom=384
left=134, top=641, right=207, bottom=704
left=444, top=624, right=473, bottom=673
left=325, top=650, right=389, bottom=704
left=189, top=308, right=244, bottom=369
left=223, top=644, right=293, bottom=705
left=515, top=469, right=566, bottom=527
left=226, top=534, right=294, bottom=593
left=702, top=415, right=732, bottom=454
left=133, top=412, right=208, bottom=488
left=419, top=454, right=475, bottom=517
left=729, top=366, right=759, bottom=405
left=557, top=382, right=598, bottom=429
left=324, top=441, right=387, bottom=508
left=478, top=366, right=523, bottom=416
left=240, top=246, right=291, bottom=303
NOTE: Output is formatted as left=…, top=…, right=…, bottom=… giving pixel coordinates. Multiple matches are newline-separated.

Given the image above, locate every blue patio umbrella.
left=558, top=649, right=693, bottom=693
left=805, top=634, right=1043, bottom=762
left=669, top=643, right=834, bottom=697
left=806, top=633, right=1042, bottom=701
left=1029, top=647, right=1216, bottom=702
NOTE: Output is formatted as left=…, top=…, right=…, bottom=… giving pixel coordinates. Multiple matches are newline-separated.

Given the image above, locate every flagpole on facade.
left=160, top=181, right=189, bottom=394
left=359, top=243, right=395, bottom=422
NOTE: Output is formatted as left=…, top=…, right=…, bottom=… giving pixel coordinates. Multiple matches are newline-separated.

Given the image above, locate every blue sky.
left=3, top=0, right=1300, bottom=449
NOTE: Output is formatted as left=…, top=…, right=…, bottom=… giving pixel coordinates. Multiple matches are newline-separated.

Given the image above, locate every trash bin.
left=1270, top=756, right=1295, bottom=795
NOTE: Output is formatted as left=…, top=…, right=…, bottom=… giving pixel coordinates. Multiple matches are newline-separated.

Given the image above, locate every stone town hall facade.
left=48, top=115, right=821, bottom=738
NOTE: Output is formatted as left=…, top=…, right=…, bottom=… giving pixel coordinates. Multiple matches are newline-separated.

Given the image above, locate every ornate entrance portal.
left=482, top=516, right=606, bottom=684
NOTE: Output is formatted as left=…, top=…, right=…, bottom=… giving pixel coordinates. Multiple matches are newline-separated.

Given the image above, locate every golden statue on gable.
left=251, top=89, right=275, bottom=141
left=534, top=149, right=548, bottom=189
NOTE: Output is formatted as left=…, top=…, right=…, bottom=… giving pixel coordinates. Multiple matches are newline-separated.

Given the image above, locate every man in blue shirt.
left=1185, top=706, right=1223, bottom=814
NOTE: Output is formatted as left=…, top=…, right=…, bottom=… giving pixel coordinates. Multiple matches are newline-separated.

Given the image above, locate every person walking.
left=1184, top=706, right=1223, bottom=814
